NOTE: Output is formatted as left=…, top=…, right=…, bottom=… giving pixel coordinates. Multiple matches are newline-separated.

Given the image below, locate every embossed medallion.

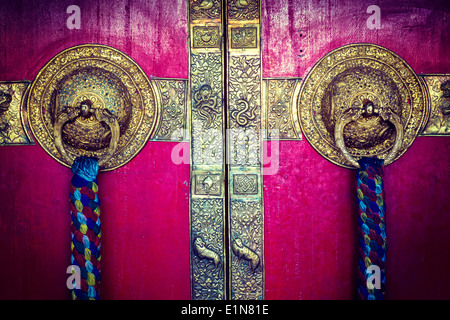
left=27, top=44, right=160, bottom=171
left=227, top=0, right=260, bottom=20
left=298, top=43, right=428, bottom=169
left=190, top=0, right=221, bottom=21
left=193, top=26, right=221, bottom=48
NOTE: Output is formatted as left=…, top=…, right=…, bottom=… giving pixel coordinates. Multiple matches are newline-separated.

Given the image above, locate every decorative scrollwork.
left=194, top=84, right=220, bottom=129
left=227, top=0, right=260, bottom=20
left=265, top=78, right=300, bottom=139
left=189, top=0, right=221, bottom=21
left=229, top=200, right=263, bottom=300
left=229, top=55, right=261, bottom=130
left=420, top=75, right=450, bottom=135
left=27, top=44, right=159, bottom=171
left=190, top=199, right=225, bottom=300
left=230, top=27, right=257, bottom=49
left=191, top=53, right=223, bottom=131
left=153, top=79, right=187, bottom=141
left=297, top=43, right=427, bottom=169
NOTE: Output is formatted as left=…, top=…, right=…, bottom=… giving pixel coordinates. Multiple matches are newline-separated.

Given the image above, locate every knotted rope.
left=356, top=157, right=386, bottom=300
left=69, top=157, right=101, bottom=300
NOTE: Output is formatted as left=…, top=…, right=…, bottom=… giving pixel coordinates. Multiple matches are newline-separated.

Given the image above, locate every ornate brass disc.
left=298, top=43, right=428, bottom=169
left=27, top=44, right=160, bottom=171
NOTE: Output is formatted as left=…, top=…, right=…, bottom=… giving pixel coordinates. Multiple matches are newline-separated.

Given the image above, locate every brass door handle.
left=334, top=107, right=404, bottom=168
left=54, top=106, right=120, bottom=167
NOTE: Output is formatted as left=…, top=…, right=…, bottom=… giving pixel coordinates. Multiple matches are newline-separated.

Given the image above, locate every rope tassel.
left=69, top=157, right=101, bottom=300
left=356, top=157, right=386, bottom=300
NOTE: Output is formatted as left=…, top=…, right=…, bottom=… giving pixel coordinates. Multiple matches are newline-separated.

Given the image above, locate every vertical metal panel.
left=188, top=0, right=227, bottom=300
left=226, top=0, right=264, bottom=300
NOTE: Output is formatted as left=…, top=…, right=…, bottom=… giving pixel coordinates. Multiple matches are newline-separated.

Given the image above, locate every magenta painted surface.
left=263, top=140, right=358, bottom=299
left=0, top=0, right=449, bottom=300
left=100, top=142, right=191, bottom=300
left=262, top=0, right=450, bottom=78
left=0, top=146, right=71, bottom=299
left=383, top=138, right=450, bottom=299
left=0, top=0, right=188, bottom=80
left=262, top=0, right=450, bottom=299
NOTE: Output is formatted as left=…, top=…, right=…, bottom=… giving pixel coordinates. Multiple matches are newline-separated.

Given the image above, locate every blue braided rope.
left=69, top=157, right=101, bottom=300
left=356, top=157, right=386, bottom=300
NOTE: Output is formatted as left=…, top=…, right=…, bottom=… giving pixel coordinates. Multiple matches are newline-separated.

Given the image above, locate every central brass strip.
left=188, top=0, right=264, bottom=300
left=188, top=0, right=226, bottom=300
left=226, top=0, right=264, bottom=300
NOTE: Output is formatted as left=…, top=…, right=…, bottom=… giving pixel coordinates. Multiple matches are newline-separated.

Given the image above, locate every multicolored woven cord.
left=69, top=157, right=101, bottom=300
left=356, top=157, right=386, bottom=300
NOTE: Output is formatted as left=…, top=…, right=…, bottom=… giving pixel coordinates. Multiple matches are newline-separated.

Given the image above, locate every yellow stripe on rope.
left=85, top=248, right=92, bottom=261
left=87, top=272, right=96, bottom=286
left=80, top=223, right=88, bottom=235
left=75, top=200, right=83, bottom=213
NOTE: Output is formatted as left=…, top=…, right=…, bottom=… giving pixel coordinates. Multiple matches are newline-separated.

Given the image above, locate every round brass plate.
left=297, top=43, right=428, bottom=169
left=27, top=44, right=160, bottom=171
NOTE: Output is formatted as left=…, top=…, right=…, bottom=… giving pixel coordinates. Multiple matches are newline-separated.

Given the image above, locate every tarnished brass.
left=420, top=74, right=450, bottom=136
left=227, top=0, right=264, bottom=300
left=298, top=43, right=428, bottom=169
left=0, top=82, right=34, bottom=145
left=54, top=104, right=120, bottom=167
left=262, top=78, right=303, bottom=140
left=152, top=78, right=188, bottom=141
left=27, top=44, right=159, bottom=171
left=335, top=106, right=404, bottom=168
left=189, top=0, right=226, bottom=300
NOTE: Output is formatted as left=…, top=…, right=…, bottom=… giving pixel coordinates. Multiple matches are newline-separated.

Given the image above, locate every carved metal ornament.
left=227, top=0, right=264, bottom=300
left=152, top=79, right=188, bottom=141
left=227, top=0, right=260, bottom=20
left=420, top=75, right=450, bottom=135
left=190, top=0, right=222, bottom=21
left=193, top=26, right=221, bottom=48
left=298, top=43, right=428, bottom=169
left=27, top=44, right=159, bottom=171
left=189, top=0, right=226, bottom=300
left=0, top=82, right=34, bottom=145
left=262, top=78, right=303, bottom=140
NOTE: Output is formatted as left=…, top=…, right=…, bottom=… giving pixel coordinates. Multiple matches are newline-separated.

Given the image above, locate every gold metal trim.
left=27, top=44, right=160, bottom=171
left=263, top=78, right=303, bottom=140
left=226, top=0, right=264, bottom=300
left=297, top=43, right=428, bottom=169
left=189, top=0, right=227, bottom=300
left=419, top=74, right=450, bottom=136
left=335, top=106, right=404, bottom=168
left=0, top=81, right=34, bottom=146
left=151, top=78, right=188, bottom=141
